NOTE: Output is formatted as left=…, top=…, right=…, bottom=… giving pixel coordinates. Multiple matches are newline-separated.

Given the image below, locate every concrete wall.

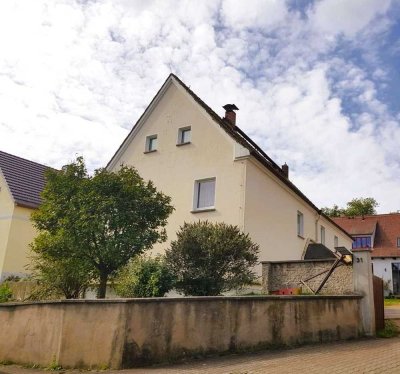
left=0, top=296, right=363, bottom=369
left=262, top=260, right=353, bottom=294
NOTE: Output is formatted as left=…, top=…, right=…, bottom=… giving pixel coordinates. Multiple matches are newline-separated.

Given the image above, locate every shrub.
left=377, top=320, right=399, bottom=338
left=114, top=255, right=175, bottom=298
left=165, top=221, right=259, bottom=296
left=0, top=283, right=12, bottom=303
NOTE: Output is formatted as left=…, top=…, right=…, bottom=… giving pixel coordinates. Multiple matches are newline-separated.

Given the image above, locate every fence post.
left=352, top=249, right=375, bottom=336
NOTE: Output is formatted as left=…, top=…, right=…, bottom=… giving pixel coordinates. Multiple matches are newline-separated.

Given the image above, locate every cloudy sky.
left=1, top=0, right=399, bottom=213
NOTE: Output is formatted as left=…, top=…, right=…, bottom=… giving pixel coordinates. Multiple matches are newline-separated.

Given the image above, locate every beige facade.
left=0, top=154, right=44, bottom=281
left=0, top=172, right=36, bottom=280
left=108, top=75, right=352, bottom=274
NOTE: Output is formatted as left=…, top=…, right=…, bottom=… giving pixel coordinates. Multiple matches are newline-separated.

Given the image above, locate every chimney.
left=223, top=104, right=239, bottom=126
left=282, top=163, right=289, bottom=178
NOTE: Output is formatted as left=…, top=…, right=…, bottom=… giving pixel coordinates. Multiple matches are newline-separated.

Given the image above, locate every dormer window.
left=177, top=126, right=191, bottom=145
left=145, top=135, right=157, bottom=153
left=352, top=236, right=372, bottom=249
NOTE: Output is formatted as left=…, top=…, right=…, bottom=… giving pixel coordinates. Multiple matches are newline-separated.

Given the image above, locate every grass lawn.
left=384, top=298, right=400, bottom=306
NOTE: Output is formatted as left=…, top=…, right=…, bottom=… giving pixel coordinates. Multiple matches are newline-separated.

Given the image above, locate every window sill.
left=191, top=208, right=216, bottom=214
left=176, top=142, right=191, bottom=147
left=297, top=235, right=305, bottom=240
left=143, top=150, right=157, bottom=154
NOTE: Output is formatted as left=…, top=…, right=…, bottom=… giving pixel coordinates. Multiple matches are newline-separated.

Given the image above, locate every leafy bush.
left=0, top=283, right=12, bottom=303
left=114, top=255, right=175, bottom=298
left=28, top=233, right=92, bottom=299
left=377, top=320, right=399, bottom=338
left=165, top=221, right=259, bottom=296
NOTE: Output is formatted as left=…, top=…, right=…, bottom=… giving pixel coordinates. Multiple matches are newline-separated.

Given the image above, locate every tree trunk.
left=97, top=272, right=108, bottom=299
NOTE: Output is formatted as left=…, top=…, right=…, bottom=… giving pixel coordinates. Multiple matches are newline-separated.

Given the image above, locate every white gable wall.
left=244, top=158, right=353, bottom=263
left=109, top=80, right=247, bottom=255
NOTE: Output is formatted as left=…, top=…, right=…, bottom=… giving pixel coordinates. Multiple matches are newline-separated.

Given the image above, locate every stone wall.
left=0, top=296, right=362, bottom=369
left=262, top=259, right=353, bottom=294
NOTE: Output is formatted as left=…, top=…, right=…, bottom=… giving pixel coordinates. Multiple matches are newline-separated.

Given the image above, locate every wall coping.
left=0, top=294, right=363, bottom=307
left=261, top=259, right=337, bottom=264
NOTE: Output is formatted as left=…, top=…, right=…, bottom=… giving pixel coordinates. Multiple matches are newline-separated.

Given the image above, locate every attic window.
left=352, top=236, right=371, bottom=249
left=177, top=126, right=191, bottom=145
left=145, top=135, right=157, bottom=153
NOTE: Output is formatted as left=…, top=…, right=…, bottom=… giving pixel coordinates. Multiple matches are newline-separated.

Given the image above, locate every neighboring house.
left=333, top=214, right=400, bottom=295
left=107, top=74, right=352, bottom=275
left=0, top=151, right=48, bottom=281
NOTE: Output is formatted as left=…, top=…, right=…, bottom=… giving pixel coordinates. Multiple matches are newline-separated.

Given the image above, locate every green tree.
left=165, top=221, right=259, bottom=296
left=322, top=197, right=378, bottom=218
left=114, top=255, right=175, bottom=298
left=29, top=233, right=92, bottom=299
left=320, top=204, right=344, bottom=218
left=344, top=197, right=378, bottom=216
left=31, top=157, right=174, bottom=298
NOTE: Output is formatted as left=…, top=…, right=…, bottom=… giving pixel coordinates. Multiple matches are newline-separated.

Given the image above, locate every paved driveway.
left=1, top=337, right=400, bottom=374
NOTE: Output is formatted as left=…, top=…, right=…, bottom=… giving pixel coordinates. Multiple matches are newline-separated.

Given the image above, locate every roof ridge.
left=334, top=213, right=400, bottom=219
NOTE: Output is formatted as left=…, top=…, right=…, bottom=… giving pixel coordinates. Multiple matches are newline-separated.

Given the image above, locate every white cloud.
left=221, top=0, right=287, bottom=30
left=0, top=0, right=399, bottom=213
left=310, top=0, right=392, bottom=37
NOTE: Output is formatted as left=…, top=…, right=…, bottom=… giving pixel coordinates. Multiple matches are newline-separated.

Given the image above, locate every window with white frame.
left=320, top=225, right=326, bottom=245
left=194, top=178, right=215, bottom=210
left=145, top=135, right=157, bottom=152
left=334, top=235, right=338, bottom=248
left=177, top=126, right=191, bottom=145
left=297, top=211, right=304, bottom=237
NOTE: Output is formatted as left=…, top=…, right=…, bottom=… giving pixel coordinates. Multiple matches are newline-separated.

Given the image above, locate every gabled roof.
left=332, top=216, right=377, bottom=235
left=304, top=243, right=337, bottom=260
left=333, top=214, right=400, bottom=258
left=0, top=150, right=48, bottom=209
left=107, top=74, right=352, bottom=240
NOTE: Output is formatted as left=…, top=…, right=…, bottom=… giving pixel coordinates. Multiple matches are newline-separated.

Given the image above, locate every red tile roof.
left=333, top=216, right=377, bottom=235
left=0, top=150, right=49, bottom=209
left=333, top=214, right=400, bottom=258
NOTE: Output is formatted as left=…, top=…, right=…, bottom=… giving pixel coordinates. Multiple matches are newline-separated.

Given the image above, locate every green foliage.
left=115, top=255, right=175, bottom=297
left=345, top=197, right=378, bottom=216
left=31, top=157, right=174, bottom=298
left=29, top=232, right=92, bottom=299
left=377, top=320, right=399, bottom=338
left=384, top=298, right=400, bottom=306
left=320, top=204, right=343, bottom=218
left=0, top=283, right=12, bottom=303
left=321, top=197, right=378, bottom=217
left=47, top=356, right=63, bottom=371
left=165, top=221, right=259, bottom=296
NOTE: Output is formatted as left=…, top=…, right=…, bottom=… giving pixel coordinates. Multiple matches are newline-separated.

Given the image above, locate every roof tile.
left=0, top=150, right=49, bottom=209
